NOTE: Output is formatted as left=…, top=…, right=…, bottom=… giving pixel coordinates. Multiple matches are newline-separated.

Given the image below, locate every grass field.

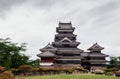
left=16, top=74, right=120, bottom=79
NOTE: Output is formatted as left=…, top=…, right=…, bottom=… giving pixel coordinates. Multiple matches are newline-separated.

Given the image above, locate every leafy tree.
left=0, top=38, right=28, bottom=69
left=28, top=59, right=40, bottom=68
left=0, top=38, right=40, bottom=69
left=107, top=56, right=120, bottom=69
left=11, top=53, right=30, bottom=68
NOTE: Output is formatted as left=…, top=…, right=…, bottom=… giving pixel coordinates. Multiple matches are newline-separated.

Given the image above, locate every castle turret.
left=37, top=43, right=57, bottom=68
left=88, top=43, right=108, bottom=71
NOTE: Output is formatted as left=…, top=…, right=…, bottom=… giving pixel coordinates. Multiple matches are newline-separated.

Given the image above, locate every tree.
left=28, top=59, right=40, bottom=68
left=107, top=56, right=120, bottom=69
left=11, top=53, right=30, bottom=68
left=0, top=38, right=28, bottom=69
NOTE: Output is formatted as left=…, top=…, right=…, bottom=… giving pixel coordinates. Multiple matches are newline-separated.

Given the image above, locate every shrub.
left=63, top=68, right=75, bottom=74
left=105, top=72, right=114, bottom=76
left=32, top=68, right=39, bottom=75
left=104, top=67, right=119, bottom=72
left=18, top=65, right=32, bottom=76
left=38, top=68, right=51, bottom=75
left=37, top=67, right=87, bottom=75
left=0, top=71, right=15, bottom=79
left=11, top=68, right=19, bottom=75
left=115, top=70, right=120, bottom=77
left=94, top=69, right=104, bottom=75
left=75, top=68, right=88, bottom=73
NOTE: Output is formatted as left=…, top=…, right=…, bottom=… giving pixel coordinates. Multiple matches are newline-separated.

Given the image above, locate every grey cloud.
left=90, top=0, right=120, bottom=15
left=78, top=0, right=120, bottom=29
left=0, top=0, right=26, bottom=11
left=26, top=0, right=58, bottom=7
left=25, top=0, right=67, bottom=10
left=0, top=0, right=26, bottom=18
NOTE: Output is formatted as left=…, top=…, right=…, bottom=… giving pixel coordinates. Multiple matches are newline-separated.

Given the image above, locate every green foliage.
left=0, top=38, right=40, bottom=69
left=104, top=67, right=119, bottom=73
left=0, top=38, right=27, bottom=69
left=27, top=59, right=40, bottom=68
left=107, top=56, right=120, bottom=69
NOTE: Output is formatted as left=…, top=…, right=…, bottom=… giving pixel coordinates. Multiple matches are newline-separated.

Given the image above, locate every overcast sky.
left=0, top=0, right=120, bottom=60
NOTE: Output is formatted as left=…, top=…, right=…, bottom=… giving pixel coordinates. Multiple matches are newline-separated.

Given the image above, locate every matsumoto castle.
left=37, top=22, right=108, bottom=71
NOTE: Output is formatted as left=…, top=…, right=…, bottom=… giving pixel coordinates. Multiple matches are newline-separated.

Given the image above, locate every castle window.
left=63, top=44, right=70, bottom=47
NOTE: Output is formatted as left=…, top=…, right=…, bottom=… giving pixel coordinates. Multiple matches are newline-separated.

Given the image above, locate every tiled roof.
left=59, top=22, right=72, bottom=29
left=37, top=51, right=55, bottom=57
left=43, top=43, right=56, bottom=49
left=57, top=48, right=83, bottom=52
left=88, top=43, right=104, bottom=51
left=89, top=53, right=108, bottom=57
left=60, top=37, right=72, bottom=42
left=40, top=43, right=57, bottom=52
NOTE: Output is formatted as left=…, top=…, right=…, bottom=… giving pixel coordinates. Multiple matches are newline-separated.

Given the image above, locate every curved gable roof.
left=37, top=51, right=55, bottom=57
left=88, top=43, right=104, bottom=51
left=60, top=37, right=72, bottom=43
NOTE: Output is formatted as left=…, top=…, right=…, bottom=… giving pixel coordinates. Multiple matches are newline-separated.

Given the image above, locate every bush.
left=94, top=69, right=104, bottom=75
left=104, top=67, right=119, bottom=72
left=115, top=70, right=120, bottom=77
left=32, top=67, right=87, bottom=75
left=18, top=65, right=32, bottom=76
left=38, top=68, right=75, bottom=75
left=63, top=68, right=74, bottom=74
left=32, top=68, right=39, bottom=75
left=11, top=68, right=19, bottom=75
left=105, top=72, right=114, bottom=76
left=75, top=68, right=88, bottom=73
left=0, top=71, right=15, bottom=79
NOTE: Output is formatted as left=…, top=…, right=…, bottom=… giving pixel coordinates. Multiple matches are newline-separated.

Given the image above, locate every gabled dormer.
left=40, top=43, right=57, bottom=52
left=37, top=51, right=55, bottom=57
left=87, top=43, right=104, bottom=53
left=60, top=37, right=72, bottom=43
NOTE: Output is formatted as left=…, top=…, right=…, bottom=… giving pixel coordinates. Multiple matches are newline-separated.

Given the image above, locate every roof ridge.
left=60, top=37, right=72, bottom=42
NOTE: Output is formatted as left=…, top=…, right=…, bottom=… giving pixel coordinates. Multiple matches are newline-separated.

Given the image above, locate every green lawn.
left=16, top=74, right=120, bottom=79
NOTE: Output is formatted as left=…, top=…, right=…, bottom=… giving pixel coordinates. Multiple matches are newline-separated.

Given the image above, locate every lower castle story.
left=37, top=22, right=108, bottom=71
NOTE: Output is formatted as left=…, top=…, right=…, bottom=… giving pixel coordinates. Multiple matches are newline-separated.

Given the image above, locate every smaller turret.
left=87, top=43, right=104, bottom=52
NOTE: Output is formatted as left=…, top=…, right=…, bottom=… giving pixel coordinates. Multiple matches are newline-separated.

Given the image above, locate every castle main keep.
left=37, top=22, right=108, bottom=71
